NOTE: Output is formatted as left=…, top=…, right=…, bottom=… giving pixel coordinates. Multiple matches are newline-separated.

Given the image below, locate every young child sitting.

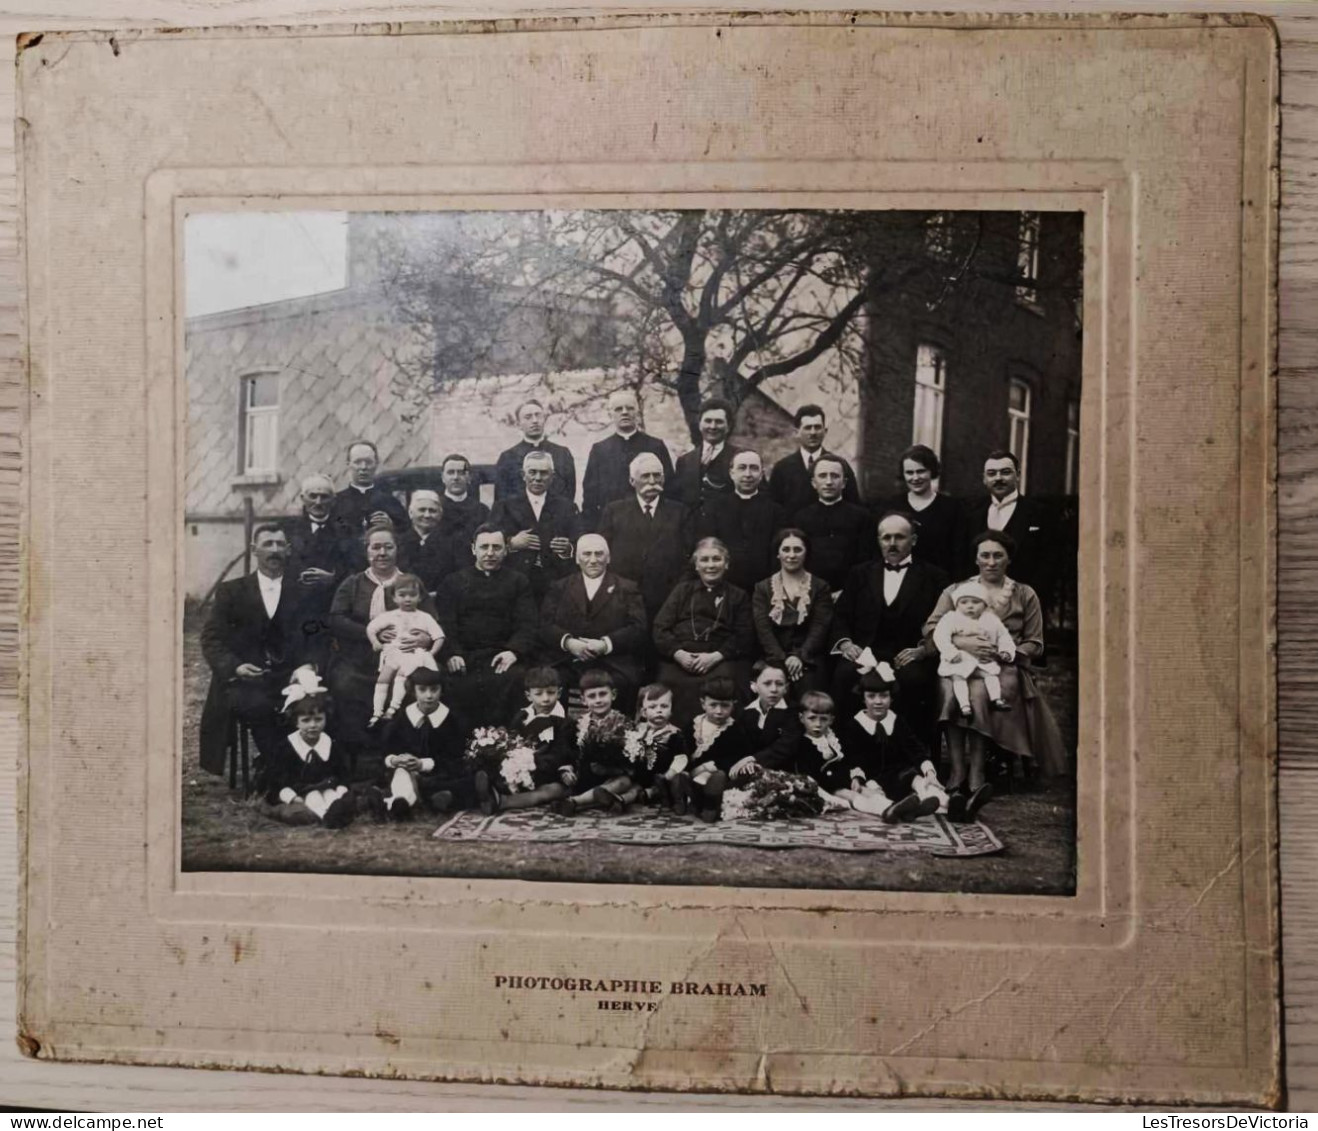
left=840, top=668, right=949, bottom=822
left=256, top=672, right=355, bottom=828
left=475, top=667, right=578, bottom=815
left=933, top=581, right=1016, bottom=716
left=366, top=573, right=445, bottom=729
left=733, top=661, right=801, bottom=777
left=678, top=676, right=747, bottom=823
left=627, top=682, right=691, bottom=808
left=554, top=670, right=633, bottom=816
left=792, top=689, right=926, bottom=823
left=372, top=667, right=473, bottom=819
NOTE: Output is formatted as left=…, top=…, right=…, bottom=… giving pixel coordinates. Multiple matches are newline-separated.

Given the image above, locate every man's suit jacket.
left=539, top=570, right=648, bottom=687
left=581, top=431, right=675, bottom=529
left=832, top=559, right=950, bottom=660
left=597, top=495, right=691, bottom=618
left=199, top=572, right=304, bottom=775
left=493, top=438, right=577, bottom=502
left=958, top=495, right=1057, bottom=603
left=282, top=513, right=354, bottom=618
left=671, top=443, right=743, bottom=510
left=436, top=494, right=491, bottom=546
left=768, top=449, right=863, bottom=515
left=490, top=492, right=581, bottom=599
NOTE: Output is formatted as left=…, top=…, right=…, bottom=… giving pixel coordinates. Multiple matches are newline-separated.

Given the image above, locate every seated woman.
left=922, top=530, right=1070, bottom=819
left=652, top=538, right=756, bottom=725
left=326, top=521, right=440, bottom=776
left=751, top=527, right=834, bottom=696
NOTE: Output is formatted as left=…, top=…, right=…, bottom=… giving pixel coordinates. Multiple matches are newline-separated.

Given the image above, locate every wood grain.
left=0, top=1, right=1309, bottom=1111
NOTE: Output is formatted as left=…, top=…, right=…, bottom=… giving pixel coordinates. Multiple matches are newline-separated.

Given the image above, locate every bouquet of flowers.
left=622, top=726, right=666, bottom=772
left=577, top=711, right=631, bottom=776
left=721, top=769, right=841, bottom=821
left=463, top=727, right=538, bottom=794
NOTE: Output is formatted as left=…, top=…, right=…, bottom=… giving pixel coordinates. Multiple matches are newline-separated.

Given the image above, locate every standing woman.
left=881, top=444, right=961, bottom=578
left=652, top=538, right=756, bottom=725
left=327, top=521, right=440, bottom=771
left=922, top=530, right=1069, bottom=819
left=751, top=528, right=834, bottom=695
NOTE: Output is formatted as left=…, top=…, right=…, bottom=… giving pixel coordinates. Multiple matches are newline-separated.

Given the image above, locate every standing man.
left=436, top=525, right=538, bottom=726
left=597, top=452, right=691, bottom=622
left=694, top=449, right=786, bottom=593
left=491, top=450, right=580, bottom=603
left=581, top=388, right=674, bottom=529
left=831, top=513, right=949, bottom=742
left=283, top=473, right=353, bottom=673
left=768, top=404, right=863, bottom=516
left=960, top=450, right=1057, bottom=607
left=790, top=456, right=876, bottom=593
left=671, top=397, right=742, bottom=513
left=493, top=399, right=577, bottom=503
left=335, top=440, right=409, bottom=552
left=436, top=453, right=491, bottom=545
left=397, top=489, right=464, bottom=596
left=199, top=524, right=304, bottom=776
left=539, top=533, right=648, bottom=707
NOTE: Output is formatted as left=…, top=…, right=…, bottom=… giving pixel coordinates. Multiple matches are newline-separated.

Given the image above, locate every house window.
left=1008, top=378, right=1031, bottom=492
left=1016, top=212, right=1042, bottom=309
left=239, top=371, right=279, bottom=475
left=913, top=345, right=947, bottom=456
left=1065, top=398, right=1080, bottom=495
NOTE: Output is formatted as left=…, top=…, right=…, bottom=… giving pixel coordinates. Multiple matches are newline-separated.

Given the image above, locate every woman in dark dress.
left=751, top=527, right=834, bottom=696
left=879, top=444, right=961, bottom=578
left=652, top=538, right=756, bottom=725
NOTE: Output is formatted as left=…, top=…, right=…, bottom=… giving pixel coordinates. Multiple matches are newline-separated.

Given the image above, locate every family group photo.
left=181, top=206, right=1083, bottom=894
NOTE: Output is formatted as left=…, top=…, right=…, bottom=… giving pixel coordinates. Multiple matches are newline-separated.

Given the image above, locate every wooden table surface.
left=0, top=0, right=1310, bottom=1111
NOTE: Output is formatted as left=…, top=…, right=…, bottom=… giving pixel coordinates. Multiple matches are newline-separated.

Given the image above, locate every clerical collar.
left=476, top=566, right=499, bottom=577
left=734, top=489, right=759, bottom=500
left=615, top=427, right=639, bottom=439
left=819, top=496, right=843, bottom=507
left=445, top=491, right=468, bottom=503
left=351, top=483, right=374, bottom=494
left=523, top=437, right=543, bottom=446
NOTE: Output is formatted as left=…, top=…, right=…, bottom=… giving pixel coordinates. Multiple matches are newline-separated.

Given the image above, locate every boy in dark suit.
left=734, top=660, right=801, bottom=775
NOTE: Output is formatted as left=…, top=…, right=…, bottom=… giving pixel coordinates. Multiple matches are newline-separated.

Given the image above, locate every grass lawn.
left=181, top=619, right=1077, bottom=895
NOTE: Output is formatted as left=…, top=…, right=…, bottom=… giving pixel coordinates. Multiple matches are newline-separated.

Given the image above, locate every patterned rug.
left=431, top=808, right=1004, bottom=857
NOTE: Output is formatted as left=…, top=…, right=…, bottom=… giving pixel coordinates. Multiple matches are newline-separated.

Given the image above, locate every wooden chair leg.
left=240, top=723, right=251, bottom=796
left=227, top=713, right=238, bottom=791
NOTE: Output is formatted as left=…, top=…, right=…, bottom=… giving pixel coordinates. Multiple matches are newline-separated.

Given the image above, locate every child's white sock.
left=953, top=677, right=971, bottom=712
left=372, top=682, right=389, bottom=715
left=849, top=786, right=894, bottom=816
left=983, top=672, right=1002, bottom=700
left=389, top=767, right=418, bottom=805
left=913, top=774, right=949, bottom=812
left=389, top=675, right=408, bottom=711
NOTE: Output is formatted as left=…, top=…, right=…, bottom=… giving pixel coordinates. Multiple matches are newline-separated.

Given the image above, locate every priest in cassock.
left=539, top=533, right=648, bottom=708
left=790, top=456, right=877, bottom=593
left=670, top=397, right=742, bottom=516
left=436, top=453, right=491, bottom=545
left=490, top=450, right=580, bottom=603
left=581, top=388, right=675, bottom=529
left=334, top=440, right=410, bottom=560
left=435, top=526, right=539, bottom=726
left=597, top=452, right=691, bottom=622
left=283, top=473, right=354, bottom=673
left=396, top=489, right=464, bottom=596
left=694, top=449, right=786, bottom=594
left=492, top=399, right=577, bottom=502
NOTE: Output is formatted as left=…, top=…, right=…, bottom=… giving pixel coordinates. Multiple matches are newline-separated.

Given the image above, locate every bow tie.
left=883, top=562, right=910, bottom=573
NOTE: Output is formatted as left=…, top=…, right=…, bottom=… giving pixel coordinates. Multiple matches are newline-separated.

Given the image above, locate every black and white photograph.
left=181, top=206, right=1083, bottom=894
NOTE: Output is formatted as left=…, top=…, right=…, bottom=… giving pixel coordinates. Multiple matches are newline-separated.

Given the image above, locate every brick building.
left=855, top=210, right=1084, bottom=502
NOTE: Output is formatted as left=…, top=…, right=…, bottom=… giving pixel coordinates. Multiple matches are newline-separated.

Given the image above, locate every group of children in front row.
left=258, top=659, right=990, bottom=831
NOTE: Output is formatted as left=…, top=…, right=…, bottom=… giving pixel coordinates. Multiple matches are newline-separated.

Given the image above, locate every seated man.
left=199, top=524, right=306, bottom=777
left=831, top=513, right=948, bottom=744
left=539, top=533, right=647, bottom=710
left=435, top=525, right=538, bottom=727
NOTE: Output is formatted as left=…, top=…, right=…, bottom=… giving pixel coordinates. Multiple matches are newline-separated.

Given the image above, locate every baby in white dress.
left=366, top=573, right=444, bottom=727
left=933, top=581, right=1016, bottom=717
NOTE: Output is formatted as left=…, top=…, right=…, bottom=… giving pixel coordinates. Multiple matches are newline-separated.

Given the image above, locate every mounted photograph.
left=182, top=205, right=1083, bottom=893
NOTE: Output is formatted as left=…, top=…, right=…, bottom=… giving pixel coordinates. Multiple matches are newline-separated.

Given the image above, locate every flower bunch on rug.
left=463, top=727, right=538, bottom=794
left=721, top=769, right=850, bottom=821
left=622, top=726, right=664, bottom=771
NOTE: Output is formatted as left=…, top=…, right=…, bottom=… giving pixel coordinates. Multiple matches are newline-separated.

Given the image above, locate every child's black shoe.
left=965, top=782, right=994, bottom=819
left=321, top=793, right=356, bottom=829
left=881, top=792, right=924, bottom=824
left=946, top=787, right=969, bottom=822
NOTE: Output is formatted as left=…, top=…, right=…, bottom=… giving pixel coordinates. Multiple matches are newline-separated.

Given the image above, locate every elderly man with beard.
left=539, top=533, right=648, bottom=709
left=199, top=524, right=306, bottom=776
left=282, top=473, right=354, bottom=672
left=597, top=451, right=692, bottom=623
left=435, top=525, right=539, bottom=725
left=694, top=449, right=786, bottom=593
left=831, top=512, right=949, bottom=742
left=397, top=489, right=463, bottom=596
